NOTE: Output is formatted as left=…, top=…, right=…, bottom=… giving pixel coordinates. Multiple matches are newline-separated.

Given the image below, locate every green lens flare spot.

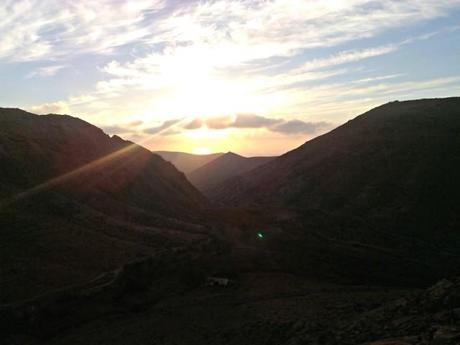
left=257, top=232, right=264, bottom=239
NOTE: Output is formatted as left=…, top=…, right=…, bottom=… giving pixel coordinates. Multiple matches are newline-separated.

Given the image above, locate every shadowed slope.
left=210, top=98, right=460, bottom=284
left=213, top=98, right=460, bottom=225
left=0, top=108, right=210, bottom=303
left=155, top=151, right=223, bottom=174
left=0, top=108, right=207, bottom=218
left=188, top=152, right=274, bottom=195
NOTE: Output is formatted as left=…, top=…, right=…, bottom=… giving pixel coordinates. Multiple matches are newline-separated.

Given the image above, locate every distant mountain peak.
left=188, top=151, right=275, bottom=194
left=225, top=151, right=242, bottom=157
left=154, top=151, right=224, bottom=174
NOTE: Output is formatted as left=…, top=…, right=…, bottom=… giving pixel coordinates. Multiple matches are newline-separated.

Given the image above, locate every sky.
left=1, top=0, right=460, bottom=156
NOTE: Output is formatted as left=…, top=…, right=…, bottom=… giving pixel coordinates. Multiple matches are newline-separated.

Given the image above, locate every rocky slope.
left=292, top=276, right=460, bottom=344
left=5, top=270, right=460, bottom=345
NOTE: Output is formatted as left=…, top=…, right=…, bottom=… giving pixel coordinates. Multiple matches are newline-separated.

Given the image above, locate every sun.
left=192, top=147, right=211, bottom=155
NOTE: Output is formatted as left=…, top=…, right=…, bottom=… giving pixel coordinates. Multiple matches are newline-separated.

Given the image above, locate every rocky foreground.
left=2, top=258, right=460, bottom=345
left=294, top=277, right=460, bottom=345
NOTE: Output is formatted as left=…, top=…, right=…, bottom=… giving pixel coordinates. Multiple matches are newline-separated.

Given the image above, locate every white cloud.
left=270, top=120, right=331, bottom=135
left=352, top=74, right=404, bottom=84
left=26, top=65, right=65, bottom=79
left=233, top=114, right=283, bottom=128
left=0, top=0, right=165, bottom=61
left=144, top=119, right=182, bottom=135
left=29, top=101, right=69, bottom=115
left=297, top=45, right=399, bottom=73
left=181, top=113, right=332, bottom=136
left=100, top=119, right=144, bottom=135
left=9, top=0, right=460, bottom=155
left=1, top=0, right=458, bottom=64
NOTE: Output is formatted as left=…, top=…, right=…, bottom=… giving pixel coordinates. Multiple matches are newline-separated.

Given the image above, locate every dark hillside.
left=211, top=98, right=460, bottom=285
left=0, top=108, right=211, bottom=303
left=155, top=151, right=223, bottom=174
left=188, top=152, right=274, bottom=194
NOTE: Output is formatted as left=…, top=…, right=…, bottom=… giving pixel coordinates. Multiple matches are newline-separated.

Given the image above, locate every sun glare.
left=192, top=147, right=211, bottom=155
left=185, top=127, right=229, bottom=139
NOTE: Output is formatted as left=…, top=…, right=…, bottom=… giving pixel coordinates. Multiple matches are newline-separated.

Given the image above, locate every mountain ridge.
left=154, top=150, right=223, bottom=174
left=188, top=151, right=274, bottom=194
left=207, top=97, right=460, bottom=284
left=0, top=107, right=207, bottom=218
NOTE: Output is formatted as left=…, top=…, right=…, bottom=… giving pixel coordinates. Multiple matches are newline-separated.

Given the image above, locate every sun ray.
left=0, top=118, right=188, bottom=210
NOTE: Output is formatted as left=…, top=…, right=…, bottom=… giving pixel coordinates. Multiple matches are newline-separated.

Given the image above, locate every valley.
left=1, top=98, right=460, bottom=344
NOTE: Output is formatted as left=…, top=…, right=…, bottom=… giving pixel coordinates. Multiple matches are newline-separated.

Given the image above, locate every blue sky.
left=1, top=0, right=459, bottom=155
